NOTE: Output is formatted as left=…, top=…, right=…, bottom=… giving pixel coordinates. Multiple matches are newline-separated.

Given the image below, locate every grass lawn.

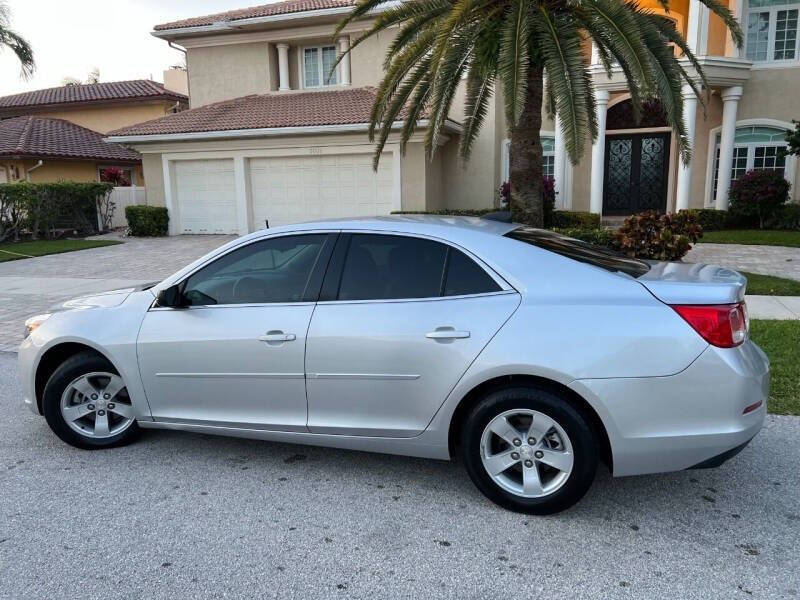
left=700, top=229, right=800, bottom=247
left=750, top=320, right=800, bottom=416
left=742, top=271, right=800, bottom=296
left=0, top=239, right=122, bottom=263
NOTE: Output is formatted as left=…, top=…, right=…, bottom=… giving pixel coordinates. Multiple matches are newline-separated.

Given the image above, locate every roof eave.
left=0, top=152, right=141, bottom=163
left=105, top=119, right=464, bottom=144
left=151, top=5, right=356, bottom=39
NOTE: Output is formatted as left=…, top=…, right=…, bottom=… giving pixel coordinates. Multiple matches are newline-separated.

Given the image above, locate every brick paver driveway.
left=0, top=234, right=235, bottom=351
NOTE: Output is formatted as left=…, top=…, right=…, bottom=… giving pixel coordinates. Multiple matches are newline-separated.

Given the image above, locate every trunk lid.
left=637, top=261, right=747, bottom=305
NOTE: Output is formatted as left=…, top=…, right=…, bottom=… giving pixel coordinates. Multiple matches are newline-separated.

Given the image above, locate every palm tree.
left=0, top=1, right=34, bottom=79
left=336, top=0, right=741, bottom=226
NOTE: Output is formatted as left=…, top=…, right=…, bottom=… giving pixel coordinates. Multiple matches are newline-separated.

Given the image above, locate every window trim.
left=704, top=119, right=796, bottom=206
left=301, top=44, right=340, bottom=89
left=149, top=231, right=338, bottom=311
left=316, top=230, right=514, bottom=305
left=744, top=0, right=800, bottom=65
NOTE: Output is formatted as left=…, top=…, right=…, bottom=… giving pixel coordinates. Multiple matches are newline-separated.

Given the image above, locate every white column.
left=338, top=36, right=351, bottom=86
left=727, top=0, right=746, bottom=57
left=675, top=84, right=698, bottom=212
left=686, top=0, right=710, bottom=55
left=715, top=86, right=743, bottom=211
left=553, top=112, right=567, bottom=207
left=276, top=43, right=290, bottom=91
left=589, top=90, right=610, bottom=215
left=233, top=156, right=251, bottom=234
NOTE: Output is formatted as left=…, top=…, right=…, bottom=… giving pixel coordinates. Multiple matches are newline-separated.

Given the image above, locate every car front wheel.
left=42, top=352, right=140, bottom=450
left=461, top=386, right=598, bottom=515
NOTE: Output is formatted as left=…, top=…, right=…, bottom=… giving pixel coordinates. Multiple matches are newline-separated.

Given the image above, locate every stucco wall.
left=141, top=154, right=166, bottom=207
left=187, top=42, right=271, bottom=108
left=36, top=103, right=177, bottom=135
left=24, top=160, right=99, bottom=183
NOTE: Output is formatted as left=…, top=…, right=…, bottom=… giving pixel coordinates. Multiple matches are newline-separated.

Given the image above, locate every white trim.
left=500, top=131, right=557, bottom=183
left=106, top=119, right=463, bottom=145
left=704, top=118, right=796, bottom=206
left=300, top=43, right=339, bottom=89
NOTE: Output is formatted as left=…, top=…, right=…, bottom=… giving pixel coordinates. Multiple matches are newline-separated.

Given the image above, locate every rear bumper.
left=569, top=339, right=769, bottom=477
left=688, top=436, right=754, bottom=469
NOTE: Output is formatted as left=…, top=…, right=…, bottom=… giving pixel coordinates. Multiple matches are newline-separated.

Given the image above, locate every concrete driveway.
left=0, top=354, right=798, bottom=599
left=0, top=234, right=234, bottom=351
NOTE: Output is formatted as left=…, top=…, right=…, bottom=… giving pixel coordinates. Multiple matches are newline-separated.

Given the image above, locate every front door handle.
left=426, top=328, right=470, bottom=340
left=258, top=331, right=296, bottom=343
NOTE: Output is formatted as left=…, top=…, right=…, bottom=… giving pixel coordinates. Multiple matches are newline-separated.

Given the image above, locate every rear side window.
left=505, top=227, right=650, bottom=278
left=335, top=234, right=501, bottom=301
left=444, top=248, right=501, bottom=296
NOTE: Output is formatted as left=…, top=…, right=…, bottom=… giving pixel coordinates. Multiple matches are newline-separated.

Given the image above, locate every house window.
left=99, top=166, right=134, bottom=187
left=502, top=136, right=556, bottom=182
left=303, top=45, right=339, bottom=88
left=710, top=125, right=789, bottom=203
left=745, top=0, right=800, bottom=62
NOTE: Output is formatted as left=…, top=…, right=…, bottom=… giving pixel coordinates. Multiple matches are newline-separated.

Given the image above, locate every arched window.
left=710, top=124, right=791, bottom=203
left=745, top=0, right=800, bottom=63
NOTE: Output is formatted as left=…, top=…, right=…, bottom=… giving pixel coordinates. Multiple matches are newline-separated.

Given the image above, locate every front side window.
left=746, top=0, right=799, bottom=62
left=710, top=125, right=789, bottom=203
left=335, top=234, right=500, bottom=301
left=182, top=234, right=327, bottom=305
left=303, top=46, right=339, bottom=88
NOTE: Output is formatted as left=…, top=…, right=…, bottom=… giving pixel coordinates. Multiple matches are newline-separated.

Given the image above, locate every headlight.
left=24, top=313, right=52, bottom=338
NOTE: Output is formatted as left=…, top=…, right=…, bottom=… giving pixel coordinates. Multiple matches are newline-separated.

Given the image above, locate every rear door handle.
left=258, top=332, right=296, bottom=343
left=426, top=328, right=470, bottom=340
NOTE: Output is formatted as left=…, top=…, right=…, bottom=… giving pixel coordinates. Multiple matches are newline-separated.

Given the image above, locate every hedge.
left=125, top=205, right=169, bottom=236
left=550, top=211, right=601, bottom=229
left=0, top=182, right=114, bottom=242
left=680, top=208, right=728, bottom=231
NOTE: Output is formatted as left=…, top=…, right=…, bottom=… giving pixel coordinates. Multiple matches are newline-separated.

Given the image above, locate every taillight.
left=671, top=302, right=748, bottom=348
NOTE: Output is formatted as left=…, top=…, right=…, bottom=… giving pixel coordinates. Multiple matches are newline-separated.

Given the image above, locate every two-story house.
left=107, top=0, right=800, bottom=235
left=0, top=79, right=188, bottom=186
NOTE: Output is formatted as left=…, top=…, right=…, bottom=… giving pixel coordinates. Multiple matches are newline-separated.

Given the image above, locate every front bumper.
left=18, top=335, right=41, bottom=415
left=570, top=339, right=769, bottom=477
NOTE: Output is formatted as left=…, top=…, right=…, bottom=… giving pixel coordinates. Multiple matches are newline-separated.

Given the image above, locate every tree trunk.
left=509, top=65, right=545, bottom=227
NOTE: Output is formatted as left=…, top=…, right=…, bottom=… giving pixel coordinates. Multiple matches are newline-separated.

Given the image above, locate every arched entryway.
left=603, top=99, right=671, bottom=215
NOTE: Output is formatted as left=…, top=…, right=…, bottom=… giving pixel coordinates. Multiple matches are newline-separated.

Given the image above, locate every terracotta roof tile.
left=0, top=116, right=141, bottom=162
left=109, top=87, right=421, bottom=137
left=154, top=0, right=357, bottom=31
left=0, top=80, right=187, bottom=115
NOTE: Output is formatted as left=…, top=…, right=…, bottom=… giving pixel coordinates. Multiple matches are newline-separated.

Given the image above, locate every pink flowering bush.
left=729, top=170, right=790, bottom=229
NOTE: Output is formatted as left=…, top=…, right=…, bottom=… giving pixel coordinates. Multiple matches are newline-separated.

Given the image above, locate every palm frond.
left=697, top=0, right=743, bottom=48
left=459, top=65, right=495, bottom=160
left=498, top=0, right=531, bottom=127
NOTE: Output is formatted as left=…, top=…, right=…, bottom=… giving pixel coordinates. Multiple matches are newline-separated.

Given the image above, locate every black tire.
left=42, top=351, right=141, bottom=450
left=461, top=386, right=598, bottom=515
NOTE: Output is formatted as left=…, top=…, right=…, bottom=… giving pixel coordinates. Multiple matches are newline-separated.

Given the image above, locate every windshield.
left=505, top=227, right=650, bottom=278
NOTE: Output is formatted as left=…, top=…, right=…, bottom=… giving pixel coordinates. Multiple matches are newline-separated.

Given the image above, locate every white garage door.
left=174, top=159, right=238, bottom=234
left=249, top=154, right=394, bottom=228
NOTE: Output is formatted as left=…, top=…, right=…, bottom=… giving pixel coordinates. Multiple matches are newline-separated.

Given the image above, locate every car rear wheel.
left=42, top=352, right=140, bottom=450
left=461, top=386, right=598, bottom=515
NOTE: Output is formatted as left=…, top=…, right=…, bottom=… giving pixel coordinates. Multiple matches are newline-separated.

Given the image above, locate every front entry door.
left=603, top=133, right=670, bottom=215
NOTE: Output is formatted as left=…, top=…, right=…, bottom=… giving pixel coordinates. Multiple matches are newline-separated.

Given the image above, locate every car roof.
left=243, top=214, right=520, bottom=243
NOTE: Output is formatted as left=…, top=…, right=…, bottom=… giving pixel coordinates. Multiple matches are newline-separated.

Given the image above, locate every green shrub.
left=612, top=210, right=702, bottom=261
left=550, top=211, right=601, bottom=229
left=681, top=208, right=729, bottom=231
left=765, top=204, right=800, bottom=230
left=126, top=206, right=169, bottom=236
left=729, top=170, right=791, bottom=229
left=0, top=181, right=113, bottom=240
left=552, top=227, right=615, bottom=247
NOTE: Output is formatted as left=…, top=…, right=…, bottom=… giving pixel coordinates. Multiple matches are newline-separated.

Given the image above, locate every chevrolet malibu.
left=18, top=216, right=768, bottom=514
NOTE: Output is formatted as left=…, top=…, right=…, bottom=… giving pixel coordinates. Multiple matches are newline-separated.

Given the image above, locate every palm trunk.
left=509, top=65, right=545, bottom=227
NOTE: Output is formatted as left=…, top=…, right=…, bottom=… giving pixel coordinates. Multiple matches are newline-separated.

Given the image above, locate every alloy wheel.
left=59, top=372, right=134, bottom=439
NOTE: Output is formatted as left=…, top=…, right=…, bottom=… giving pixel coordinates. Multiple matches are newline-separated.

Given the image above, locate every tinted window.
left=444, top=249, right=501, bottom=296
left=337, top=234, right=447, bottom=300
left=183, top=234, right=326, bottom=305
left=505, top=227, right=650, bottom=278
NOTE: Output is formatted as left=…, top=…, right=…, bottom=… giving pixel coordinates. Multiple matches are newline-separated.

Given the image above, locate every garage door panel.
left=249, top=153, right=394, bottom=228
left=174, top=159, right=237, bottom=235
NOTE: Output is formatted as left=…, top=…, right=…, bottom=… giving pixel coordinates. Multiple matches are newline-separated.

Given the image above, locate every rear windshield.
left=505, top=227, right=650, bottom=278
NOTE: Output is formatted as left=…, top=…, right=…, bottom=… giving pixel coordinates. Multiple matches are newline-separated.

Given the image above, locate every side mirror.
left=155, top=284, right=187, bottom=308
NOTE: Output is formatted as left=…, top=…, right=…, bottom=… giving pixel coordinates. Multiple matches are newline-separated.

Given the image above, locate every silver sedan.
left=18, top=216, right=769, bottom=514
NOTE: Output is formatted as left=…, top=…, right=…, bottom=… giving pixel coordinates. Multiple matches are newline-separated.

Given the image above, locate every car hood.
left=49, top=282, right=158, bottom=312
left=637, top=262, right=747, bottom=305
